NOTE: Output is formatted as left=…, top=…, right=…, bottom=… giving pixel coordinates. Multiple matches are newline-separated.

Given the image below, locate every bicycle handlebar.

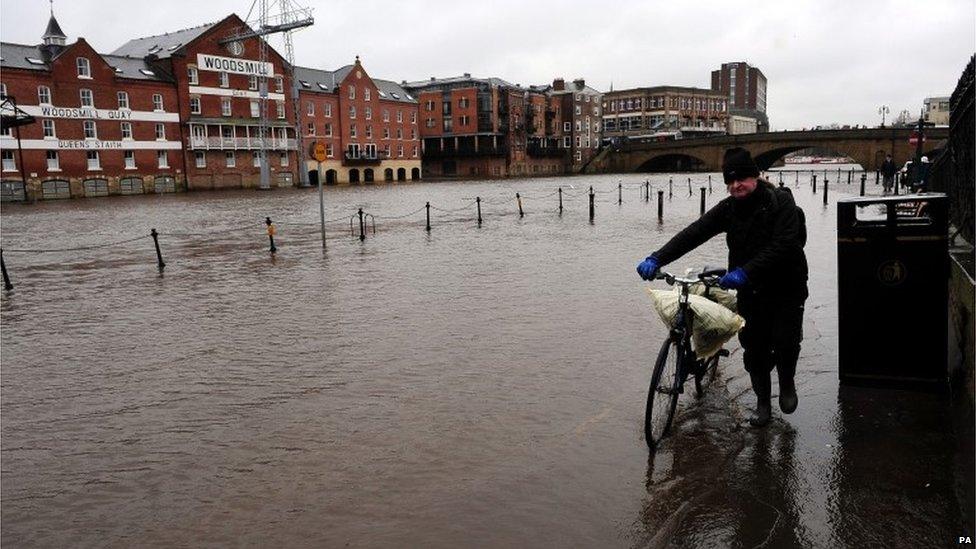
left=654, top=268, right=727, bottom=286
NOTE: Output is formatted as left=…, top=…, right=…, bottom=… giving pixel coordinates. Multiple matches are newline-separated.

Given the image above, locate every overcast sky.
left=2, top=0, right=973, bottom=129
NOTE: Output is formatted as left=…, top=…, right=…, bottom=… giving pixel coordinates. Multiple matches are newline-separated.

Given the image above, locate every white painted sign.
left=21, top=105, right=179, bottom=122
left=0, top=137, right=182, bottom=151
left=187, top=85, right=285, bottom=102
left=197, top=54, right=273, bottom=77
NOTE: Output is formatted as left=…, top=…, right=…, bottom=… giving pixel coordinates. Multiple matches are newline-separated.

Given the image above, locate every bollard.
left=894, top=174, right=900, bottom=195
left=708, top=175, right=713, bottom=194
left=812, top=175, right=818, bottom=194
left=645, top=180, right=650, bottom=202
left=265, top=217, right=277, bottom=253
left=150, top=228, right=166, bottom=270
left=847, top=170, right=852, bottom=185
left=687, top=177, right=692, bottom=197
left=699, top=187, right=706, bottom=216
left=778, top=172, right=783, bottom=184
left=669, top=177, right=673, bottom=198
left=657, top=190, right=664, bottom=222
left=589, top=186, right=595, bottom=221
left=875, top=170, right=880, bottom=185
left=823, top=179, right=829, bottom=205
left=795, top=171, right=799, bottom=184
left=516, top=192, right=524, bottom=218
left=1, top=248, right=12, bottom=290
left=618, top=182, right=622, bottom=205
left=358, top=208, right=365, bottom=241
left=860, top=173, right=867, bottom=196
left=558, top=188, right=563, bottom=214
left=426, top=201, right=431, bottom=231
left=476, top=196, right=483, bottom=226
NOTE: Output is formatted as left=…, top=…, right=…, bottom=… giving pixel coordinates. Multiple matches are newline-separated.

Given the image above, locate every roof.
left=401, top=74, right=516, bottom=91
left=110, top=20, right=219, bottom=59
left=605, top=85, right=724, bottom=97
left=293, top=65, right=417, bottom=103
left=0, top=42, right=169, bottom=81
left=43, top=14, right=66, bottom=40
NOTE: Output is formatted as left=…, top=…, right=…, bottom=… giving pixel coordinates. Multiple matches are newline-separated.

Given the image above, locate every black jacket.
left=652, top=181, right=809, bottom=302
left=881, top=159, right=898, bottom=177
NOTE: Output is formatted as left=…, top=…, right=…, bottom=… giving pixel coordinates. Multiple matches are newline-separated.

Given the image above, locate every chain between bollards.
left=476, top=197, right=483, bottom=226
left=150, top=228, right=166, bottom=270
left=657, top=190, right=664, bottom=222
left=1, top=248, right=12, bottom=291
left=516, top=193, right=524, bottom=218
left=426, top=202, right=431, bottom=231
left=588, top=186, right=595, bottom=222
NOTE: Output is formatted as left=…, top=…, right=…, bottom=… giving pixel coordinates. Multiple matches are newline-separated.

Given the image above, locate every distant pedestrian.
left=915, top=156, right=931, bottom=192
left=880, top=154, right=897, bottom=193
left=266, top=217, right=277, bottom=253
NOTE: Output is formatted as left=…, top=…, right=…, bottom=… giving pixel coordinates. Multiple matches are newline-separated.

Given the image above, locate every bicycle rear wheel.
left=645, top=337, right=682, bottom=449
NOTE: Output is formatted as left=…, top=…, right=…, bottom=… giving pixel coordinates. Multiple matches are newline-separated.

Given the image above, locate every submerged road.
left=1, top=170, right=971, bottom=546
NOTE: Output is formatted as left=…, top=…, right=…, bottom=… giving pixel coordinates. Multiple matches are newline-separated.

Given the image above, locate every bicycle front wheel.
left=645, top=337, right=682, bottom=449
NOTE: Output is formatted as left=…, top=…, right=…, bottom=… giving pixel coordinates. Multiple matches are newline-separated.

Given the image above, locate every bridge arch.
left=636, top=153, right=706, bottom=173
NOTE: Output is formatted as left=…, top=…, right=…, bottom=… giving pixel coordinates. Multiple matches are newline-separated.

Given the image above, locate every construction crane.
left=220, top=0, right=313, bottom=190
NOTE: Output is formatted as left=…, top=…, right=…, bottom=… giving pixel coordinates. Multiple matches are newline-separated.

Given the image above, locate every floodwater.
left=1, top=168, right=971, bottom=547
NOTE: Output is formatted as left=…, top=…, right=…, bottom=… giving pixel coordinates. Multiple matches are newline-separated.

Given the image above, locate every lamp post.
left=878, top=105, right=890, bottom=128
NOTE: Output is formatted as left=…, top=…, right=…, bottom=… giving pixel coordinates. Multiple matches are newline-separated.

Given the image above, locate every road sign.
left=909, top=132, right=926, bottom=145
left=311, top=141, right=327, bottom=162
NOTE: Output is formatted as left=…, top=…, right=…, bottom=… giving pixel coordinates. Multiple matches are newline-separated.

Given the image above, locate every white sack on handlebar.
left=645, top=289, right=745, bottom=360
left=686, top=282, right=738, bottom=312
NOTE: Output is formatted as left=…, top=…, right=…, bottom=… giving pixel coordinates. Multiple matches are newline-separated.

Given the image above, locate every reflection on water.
left=0, top=174, right=966, bottom=546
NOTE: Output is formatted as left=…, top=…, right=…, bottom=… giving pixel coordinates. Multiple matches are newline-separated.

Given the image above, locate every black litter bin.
left=837, top=193, right=949, bottom=388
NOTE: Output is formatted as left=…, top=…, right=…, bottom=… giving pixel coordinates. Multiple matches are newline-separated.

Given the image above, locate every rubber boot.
left=748, top=369, right=772, bottom=427
left=777, top=363, right=798, bottom=414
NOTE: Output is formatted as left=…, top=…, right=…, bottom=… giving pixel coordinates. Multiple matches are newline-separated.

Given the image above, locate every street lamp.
left=878, top=105, right=890, bottom=128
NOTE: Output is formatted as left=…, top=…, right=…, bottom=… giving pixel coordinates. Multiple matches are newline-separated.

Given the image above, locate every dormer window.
left=299, top=80, right=310, bottom=88
left=139, top=69, right=155, bottom=77
left=76, top=57, right=91, bottom=77
left=25, top=57, right=45, bottom=65
left=148, top=45, right=161, bottom=55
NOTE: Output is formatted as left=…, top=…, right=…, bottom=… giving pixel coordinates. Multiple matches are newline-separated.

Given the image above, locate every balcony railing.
left=189, top=136, right=296, bottom=151
left=423, top=147, right=509, bottom=159
left=342, top=151, right=389, bottom=166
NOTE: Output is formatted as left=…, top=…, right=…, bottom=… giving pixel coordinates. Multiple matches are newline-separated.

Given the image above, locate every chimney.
left=573, top=78, right=585, bottom=90
left=463, top=72, right=471, bottom=78
left=430, top=77, right=435, bottom=81
left=552, top=78, right=565, bottom=91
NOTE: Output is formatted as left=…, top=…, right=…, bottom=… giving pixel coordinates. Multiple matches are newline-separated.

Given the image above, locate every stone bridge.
left=587, top=127, right=950, bottom=173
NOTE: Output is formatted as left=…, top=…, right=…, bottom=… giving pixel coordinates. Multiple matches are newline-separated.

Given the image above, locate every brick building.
left=1, top=13, right=183, bottom=200
left=296, top=58, right=420, bottom=185
left=547, top=78, right=602, bottom=172
left=601, top=86, right=728, bottom=142
left=710, top=61, right=768, bottom=133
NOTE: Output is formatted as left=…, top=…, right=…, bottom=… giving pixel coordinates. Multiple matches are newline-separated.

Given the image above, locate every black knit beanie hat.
left=722, top=147, right=760, bottom=184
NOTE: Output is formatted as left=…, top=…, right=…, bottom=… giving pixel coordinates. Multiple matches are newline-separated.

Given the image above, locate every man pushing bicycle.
left=636, top=148, right=809, bottom=427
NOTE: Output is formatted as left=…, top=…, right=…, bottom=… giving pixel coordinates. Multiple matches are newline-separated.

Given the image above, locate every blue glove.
left=636, top=256, right=661, bottom=280
left=719, top=267, right=748, bottom=290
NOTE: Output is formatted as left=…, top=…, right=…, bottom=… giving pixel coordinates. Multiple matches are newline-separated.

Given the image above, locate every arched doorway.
left=349, top=169, right=360, bottom=183
left=384, top=168, right=394, bottom=181
left=325, top=169, right=337, bottom=185
left=411, top=167, right=420, bottom=180
left=364, top=168, right=374, bottom=183
left=308, top=169, right=319, bottom=186
left=396, top=168, right=406, bottom=181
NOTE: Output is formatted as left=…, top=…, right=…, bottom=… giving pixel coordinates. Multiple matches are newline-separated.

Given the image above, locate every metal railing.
left=188, top=136, right=297, bottom=151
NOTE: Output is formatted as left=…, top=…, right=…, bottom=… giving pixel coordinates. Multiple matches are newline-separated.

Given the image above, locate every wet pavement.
left=1, top=169, right=972, bottom=547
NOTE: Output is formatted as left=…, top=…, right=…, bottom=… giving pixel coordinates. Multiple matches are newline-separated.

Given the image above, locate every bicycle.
left=644, top=267, right=731, bottom=449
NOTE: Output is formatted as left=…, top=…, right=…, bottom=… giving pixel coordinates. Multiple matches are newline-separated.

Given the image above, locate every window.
left=225, top=151, right=236, bottom=167
left=219, top=71, right=229, bottom=88
left=383, top=127, right=390, bottom=139
left=350, top=124, right=357, bottom=138
left=576, top=121, right=581, bottom=132
left=410, top=112, right=416, bottom=124
left=152, top=94, right=163, bottom=111
left=221, top=98, right=232, bottom=116
left=276, top=101, right=285, bottom=119
left=426, top=100, right=434, bottom=111
left=365, top=107, right=371, bottom=120
left=574, top=151, right=582, bottom=161
left=364, top=88, right=370, bottom=101
left=80, top=89, right=93, bottom=107
left=124, top=150, right=136, bottom=169
left=575, top=105, right=581, bottom=115
left=412, top=146, right=418, bottom=158
left=564, top=122, right=571, bottom=132
left=349, top=106, right=356, bottom=119
left=252, top=151, right=262, bottom=167
left=249, top=75, right=258, bottom=91
left=396, top=128, right=402, bottom=139
left=157, top=151, right=169, bottom=168
left=426, top=117, right=434, bottom=128
left=458, top=97, right=469, bottom=108
left=307, top=101, right=314, bottom=116
left=86, top=150, right=100, bottom=170
left=324, top=123, right=332, bottom=136
left=188, top=66, right=199, bottom=84
left=279, top=151, right=288, bottom=167
left=397, top=110, right=403, bottom=123
left=397, top=144, right=404, bottom=157
left=364, top=143, right=377, bottom=158
left=275, top=76, right=284, bottom=93
left=326, top=143, right=333, bottom=157
left=443, top=118, right=453, bottom=132
left=76, top=57, right=91, bottom=78
left=121, top=122, right=132, bottom=139
left=1, top=150, right=15, bottom=171
left=383, top=109, right=390, bottom=122
left=42, top=119, right=55, bottom=138
left=324, top=103, right=332, bottom=117
left=195, top=151, right=206, bottom=168
left=250, top=100, right=259, bottom=118
left=349, top=86, right=355, bottom=99
left=155, top=123, right=165, bottom=140
left=307, top=122, right=315, bottom=136
left=411, top=129, right=416, bottom=140
left=384, top=144, right=391, bottom=157
left=117, top=91, right=129, bottom=109
left=563, top=136, right=571, bottom=147
left=46, top=150, right=59, bottom=171
left=575, top=136, right=581, bottom=147
left=83, top=120, right=97, bottom=139
left=365, top=125, right=372, bottom=139
left=38, top=86, right=51, bottom=104
left=347, top=143, right=360, bottom=158
left=459, top=115, right=469, bottom=126
left=190, top=97, right=201, bottom=114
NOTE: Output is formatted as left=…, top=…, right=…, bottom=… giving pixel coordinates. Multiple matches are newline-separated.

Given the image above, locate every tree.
left=891, top=109, right=914, bottom=127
